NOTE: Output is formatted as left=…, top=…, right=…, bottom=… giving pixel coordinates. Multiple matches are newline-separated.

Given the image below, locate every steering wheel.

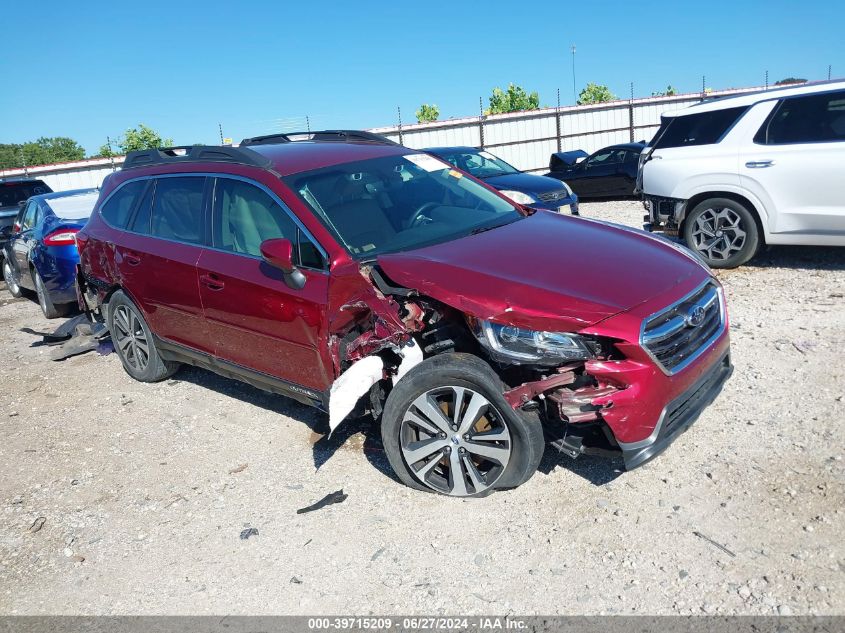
left=406, top=202, right=440, bottom=228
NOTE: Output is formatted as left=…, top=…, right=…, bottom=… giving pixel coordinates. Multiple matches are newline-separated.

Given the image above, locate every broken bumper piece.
left=617, top=352, right=733, bottom=470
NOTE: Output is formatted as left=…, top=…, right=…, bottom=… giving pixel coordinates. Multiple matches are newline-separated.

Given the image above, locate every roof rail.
left=122, top=145, right=272, bottom=170
left=240, top=129, right=398, bottom=146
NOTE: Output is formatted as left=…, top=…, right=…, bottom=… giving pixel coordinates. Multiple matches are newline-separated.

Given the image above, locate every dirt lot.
left=1, top=200, right=843, bottom=616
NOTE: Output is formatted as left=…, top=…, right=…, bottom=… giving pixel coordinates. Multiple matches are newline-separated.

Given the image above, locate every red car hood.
left=378, top=211, right=709, bottom=332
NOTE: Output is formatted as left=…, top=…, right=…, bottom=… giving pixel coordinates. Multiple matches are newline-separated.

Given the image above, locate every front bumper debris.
left=643, top=195, right=686, bottom=233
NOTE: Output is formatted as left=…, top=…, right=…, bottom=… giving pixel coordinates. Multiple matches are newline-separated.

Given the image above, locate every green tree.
left=415, top=103, right=440, bottom=123
left=775, top=77, right=807, bottom=86
left=0, top=137, right=85, bottom=168
left=652, top=85, right=677, bottom=97
left=577, top=83, right=617, bottom=105
left=96, top=124, right=174, bottom=157
left=486, top=83, right=540, bottom=115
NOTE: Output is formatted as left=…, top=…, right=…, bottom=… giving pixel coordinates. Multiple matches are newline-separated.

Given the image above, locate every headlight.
left=471, top=319, right=596, bottom=365
left=499, top=190, right=536, bottom=205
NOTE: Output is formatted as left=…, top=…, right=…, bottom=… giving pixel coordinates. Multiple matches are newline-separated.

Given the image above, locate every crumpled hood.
left=483, top=172, right=568, bottom=195
left=378, top=211, right=709, bottom=332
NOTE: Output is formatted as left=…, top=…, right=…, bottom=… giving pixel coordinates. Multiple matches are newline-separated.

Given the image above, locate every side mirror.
left=260, top=238, right=306, bottom=290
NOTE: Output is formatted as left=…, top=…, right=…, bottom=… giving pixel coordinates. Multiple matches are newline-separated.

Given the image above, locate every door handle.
left=199, top=273, right=225, bottom=291
left=745, top=160, right=775, bottom=168
left=123, top=252, right=141, bottom=266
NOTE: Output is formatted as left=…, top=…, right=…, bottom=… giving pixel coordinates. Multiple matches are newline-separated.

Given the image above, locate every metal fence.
left=370, top=85, right=764, bottom=173
left=0, top=85, right=766, bottom=190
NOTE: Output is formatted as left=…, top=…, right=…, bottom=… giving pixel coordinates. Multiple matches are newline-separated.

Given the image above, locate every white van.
left=639, top=80, right=845, bottom=268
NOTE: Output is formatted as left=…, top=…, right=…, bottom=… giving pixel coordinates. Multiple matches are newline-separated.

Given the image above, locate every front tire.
left=683, top=197, right=760, bottom=269
left=3, top=259, right=23, bottom=298
left=381, top=353, right=544, bottom=497
left=107, top=290, right=179, bottom=382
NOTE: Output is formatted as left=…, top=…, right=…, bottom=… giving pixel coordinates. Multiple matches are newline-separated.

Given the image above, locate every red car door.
left=196, top=176, right=331, bottom=392
left=113, top=176, right=212, bottom=354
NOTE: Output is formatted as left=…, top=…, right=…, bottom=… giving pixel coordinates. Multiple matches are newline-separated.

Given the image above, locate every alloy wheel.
left=3, top=261, right=19, bottom=295
left=690, top=207, right=747, bottom=261
left=112, top=305, right=150, bottom=372
left=35, top=274, right=48, bottom=313
left=399, top=386, right=512, bottom=496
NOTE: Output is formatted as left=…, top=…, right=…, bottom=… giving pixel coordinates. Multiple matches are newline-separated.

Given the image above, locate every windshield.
left=433, top=149, right=520, bottom=179
left=285, top=153, right=522, bottom=258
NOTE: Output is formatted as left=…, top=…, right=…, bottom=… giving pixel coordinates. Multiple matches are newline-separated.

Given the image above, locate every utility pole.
left=829, top=64, right=832, bottom=80
left=106, top=136, right=115, bottom=171
left=397, top=106, right=403, bottom=146
left=571, top=44, right=577, bottom=103
left=765, top=70, right=769, bottom=89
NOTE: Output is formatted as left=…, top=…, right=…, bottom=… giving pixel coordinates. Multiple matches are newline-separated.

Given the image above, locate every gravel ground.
left=1, top=200, right=843, bottom=616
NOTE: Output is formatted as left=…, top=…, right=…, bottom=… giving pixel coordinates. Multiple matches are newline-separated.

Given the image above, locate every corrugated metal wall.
left=0, top=86, right=761, bottom=189
left=0, top=157, right=123, bottom=192
left=372, top=87, right=760, bottom=173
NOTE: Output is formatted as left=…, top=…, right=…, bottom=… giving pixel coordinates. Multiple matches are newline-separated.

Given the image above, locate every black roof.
left=122, top=145, right=273, bottom=171
left=0, top=176, right=48, bottom=184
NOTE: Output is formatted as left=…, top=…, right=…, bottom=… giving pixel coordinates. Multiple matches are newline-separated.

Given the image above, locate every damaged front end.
left=326, top=261, right=631, bottom=462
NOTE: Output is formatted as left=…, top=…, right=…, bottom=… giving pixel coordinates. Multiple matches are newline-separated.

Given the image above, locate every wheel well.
left=682, top=191, right=766, bottom=246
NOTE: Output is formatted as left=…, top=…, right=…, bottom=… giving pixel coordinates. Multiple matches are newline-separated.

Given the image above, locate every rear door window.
left=755, top=90, right=845, bottom=144
left=129, top=180, right=155, bottom=234
left=652, top=106, right=748, bottom=149
left=150, top=177, right=206, bottom=244
left=100, top=180, right=147, bottom=228
left=20, top=201, right=39, bottom=231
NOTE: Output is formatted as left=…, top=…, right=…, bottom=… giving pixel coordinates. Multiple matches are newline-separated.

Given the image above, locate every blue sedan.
left=2, top=188, right=99, bottom=318
left=424, top=146, right=579, bottom=215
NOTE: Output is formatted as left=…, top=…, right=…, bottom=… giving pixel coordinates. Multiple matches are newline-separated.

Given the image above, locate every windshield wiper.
left=470, top=221, right=513, bottom=235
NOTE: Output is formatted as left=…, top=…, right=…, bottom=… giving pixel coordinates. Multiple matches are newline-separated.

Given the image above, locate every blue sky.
left=3, top=0, right=843, bottom=155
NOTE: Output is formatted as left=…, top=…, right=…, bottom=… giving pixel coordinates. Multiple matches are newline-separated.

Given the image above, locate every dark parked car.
left=425, top=146, right=579, bottom=215
left=2, top=189, right=98, bottom=317
left=0, top=178, right=52, bottom=253
left=546, top=142, right=645, bottom=198
left=77, top=133, right=731, bottom=497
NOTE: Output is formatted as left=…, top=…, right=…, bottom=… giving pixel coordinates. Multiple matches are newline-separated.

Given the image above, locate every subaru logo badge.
left=686, top=306, right=706, bottom=328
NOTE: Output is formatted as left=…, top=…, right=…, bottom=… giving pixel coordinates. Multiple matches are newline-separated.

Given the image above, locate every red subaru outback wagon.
left=77, top=131, right=732, bottom=497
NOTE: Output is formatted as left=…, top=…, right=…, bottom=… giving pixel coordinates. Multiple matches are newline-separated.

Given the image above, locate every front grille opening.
left=537, top=189, right=569, bottom=202
left=641, top=282, right=724, bottom=374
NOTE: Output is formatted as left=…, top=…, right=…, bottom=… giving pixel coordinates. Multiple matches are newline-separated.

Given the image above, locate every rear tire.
left=381, top=353, right=544, bottom=497
left=107, top=290, right=180, bottom=382
left=34, top=270, right=66, bottom=319
left=3, top=259, right=23, bottom=298
left=683, top=197, right=760, bottom=269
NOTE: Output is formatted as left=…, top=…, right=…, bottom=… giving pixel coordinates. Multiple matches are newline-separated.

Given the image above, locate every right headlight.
left=470, top=318, right=597, bottom=365
left=498, top=190, right=536, bottom=205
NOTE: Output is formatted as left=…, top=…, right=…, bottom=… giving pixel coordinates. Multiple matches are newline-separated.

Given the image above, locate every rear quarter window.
left=652, top=106, right=749, bottom=149
left=100, top=180, right=147, bottom=228
left=755, top=90, right=845, bottom=144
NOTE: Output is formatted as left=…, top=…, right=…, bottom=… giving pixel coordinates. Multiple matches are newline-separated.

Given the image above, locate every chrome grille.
left=536, top=189, right=569, bottom=202
left=641, top=281, right=724, bottom=374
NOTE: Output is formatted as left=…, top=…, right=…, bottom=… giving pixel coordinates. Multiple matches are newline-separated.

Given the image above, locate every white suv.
left=639, top=80, right=845, bottom=268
